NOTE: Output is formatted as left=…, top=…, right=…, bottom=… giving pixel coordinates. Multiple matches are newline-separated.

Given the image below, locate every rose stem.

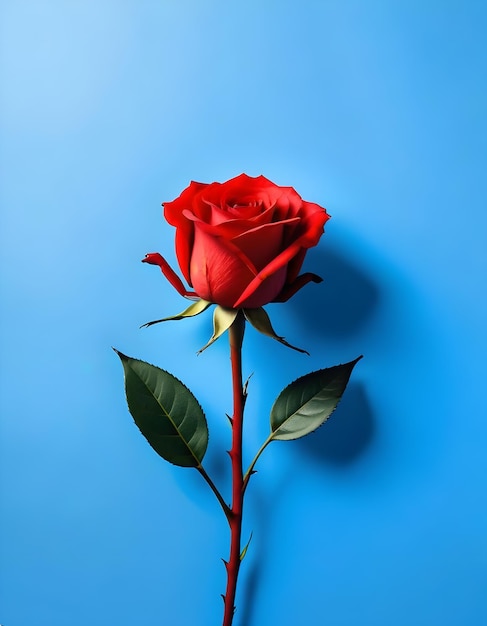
left=222, top=311, right=246, bottom=626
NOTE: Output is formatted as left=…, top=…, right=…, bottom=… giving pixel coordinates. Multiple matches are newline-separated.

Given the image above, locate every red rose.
left=143, top=174, right=330, bottom=309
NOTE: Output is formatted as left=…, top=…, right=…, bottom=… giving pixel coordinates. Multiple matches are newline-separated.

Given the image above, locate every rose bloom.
left=143, top=174, right=330, bottom=309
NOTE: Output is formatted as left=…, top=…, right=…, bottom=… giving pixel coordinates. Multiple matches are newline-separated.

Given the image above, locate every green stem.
left=222, top=311, right=246, bottom=626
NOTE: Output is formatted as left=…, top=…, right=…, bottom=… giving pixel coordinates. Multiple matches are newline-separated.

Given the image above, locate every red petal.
left=232, top=207, right=329, bottom=307
left=285, top=247, right=306, bottom=284
left=232, top=241, right=303, bottom=308
left=163, top=180, right=208, bottom=226
left=189, top=227, right=257, bottom=306
left=173, top=218, right=194, bottom=285
left=233, top=218, right=300, bottom=269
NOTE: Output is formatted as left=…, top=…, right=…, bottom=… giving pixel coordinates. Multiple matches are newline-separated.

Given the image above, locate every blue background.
left=1, top=1, right=486, bottom=625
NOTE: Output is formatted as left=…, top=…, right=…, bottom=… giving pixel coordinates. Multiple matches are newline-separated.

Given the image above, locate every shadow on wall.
left=239, top=487, right=271, bottom=626
left=288, top=243, right=381, bottom=340
left=238, top=382, right=374, bottom=626
left=296, top=381, right=373, bottom=464
left=238, top=239, right=382, bottom=626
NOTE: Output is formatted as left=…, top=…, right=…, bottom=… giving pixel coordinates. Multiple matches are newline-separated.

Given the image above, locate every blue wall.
left=1, top=2, right=486, bottom=625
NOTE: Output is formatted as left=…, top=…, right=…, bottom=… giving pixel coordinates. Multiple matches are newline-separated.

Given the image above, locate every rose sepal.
left=141, top=299, right=212, bottom=328
left=243, top=307, right=308, bottom=354
left=197, top=306, right=239, bottom=354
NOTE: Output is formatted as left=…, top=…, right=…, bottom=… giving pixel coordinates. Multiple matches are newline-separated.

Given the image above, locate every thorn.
left=221, top=558, right=229, bottom=572
left=243, top=373, right=254, bottom=397
left=221, top=594, right=226, bottom=604
left=225, top=413, right=233, bottom=426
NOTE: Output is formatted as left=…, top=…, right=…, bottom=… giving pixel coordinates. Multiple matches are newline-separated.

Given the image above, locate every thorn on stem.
left=243, top=373, right=254, bottom=397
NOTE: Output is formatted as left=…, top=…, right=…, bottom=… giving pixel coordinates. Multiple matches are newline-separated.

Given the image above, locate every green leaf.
left=114, top=349, right=208, bottom=467
left=270, top=356, right=363, bottom=441
left=244, top=307, right=309, bottom=354
left=141, top=299, right=212, bottom=328
left=197, top=306, right=239, bottom=353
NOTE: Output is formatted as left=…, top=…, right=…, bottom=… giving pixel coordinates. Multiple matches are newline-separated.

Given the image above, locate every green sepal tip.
left=244, top=307, right=309, bottom=354
left=197, top=306, right=239, bottom=354
left=141, top=299, right=212, bottom=328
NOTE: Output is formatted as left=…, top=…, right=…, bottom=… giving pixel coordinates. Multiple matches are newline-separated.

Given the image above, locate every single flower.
left=143, top=173, right=330, bottom=309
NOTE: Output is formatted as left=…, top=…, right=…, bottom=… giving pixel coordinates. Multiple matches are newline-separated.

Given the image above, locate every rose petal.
left=201, top=199, right=269, bottom=226
left=232, top=207, right=329, bottom=308
left=232, top=241, right=303, bottom=308
left=189, top=225, right=257, bottom=307
left=173, top=219, right=195, bottom=284
left=285, top=247, right=307, bottom=283
left=238, top=266, right=287, bottom=308
left=233, top=218, right=301, bottom=269
left=220, top=174, right=285, bottom=209
left=163, top=181, right=209, bottom=284
left=181, top=206, right=285, bottom=240
left=294, top=206, right=331, bottom=246
left=164, top=180, right=207, bottom=227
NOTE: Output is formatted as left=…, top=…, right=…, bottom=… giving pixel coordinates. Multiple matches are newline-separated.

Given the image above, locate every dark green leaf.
left=270, top=357, right=363, bottom=441
left=114, top=349, right=208, bottom=467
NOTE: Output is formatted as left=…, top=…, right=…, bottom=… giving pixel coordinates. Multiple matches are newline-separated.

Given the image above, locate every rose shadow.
left=297, top=382, right=374, bottom=464
left=238, top=483, right=276, bottom=626
left=238, top=383, right=374, bottom=626
left=238, top=244, right=380, bottom=625
left=288, top=243, right=381, bottom=339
